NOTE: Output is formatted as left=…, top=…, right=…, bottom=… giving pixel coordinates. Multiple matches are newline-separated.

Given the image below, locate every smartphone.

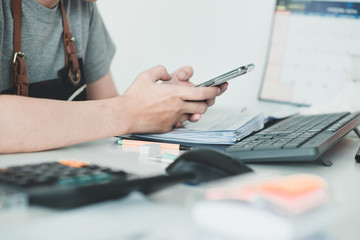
left=195, top=63, right=255, bottom=87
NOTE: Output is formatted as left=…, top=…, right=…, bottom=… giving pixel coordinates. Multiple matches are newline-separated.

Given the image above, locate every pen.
left=117, top=139, right=193, bottom=151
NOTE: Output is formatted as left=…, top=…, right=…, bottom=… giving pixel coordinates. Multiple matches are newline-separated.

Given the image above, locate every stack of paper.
left=133, top=110, right=267, bottom=145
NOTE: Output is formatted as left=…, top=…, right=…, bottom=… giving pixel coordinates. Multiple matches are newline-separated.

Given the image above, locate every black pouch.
left=1, top=58, right=87, bottom=101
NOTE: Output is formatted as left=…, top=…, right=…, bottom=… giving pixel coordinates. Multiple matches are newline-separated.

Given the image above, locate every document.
left=133, top=109, right=267, bottom=145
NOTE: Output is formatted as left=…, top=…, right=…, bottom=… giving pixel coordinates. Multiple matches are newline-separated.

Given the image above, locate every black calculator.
left=0, top=159, right=166, bottom=209
left=0, top=150, right=253, bottom=209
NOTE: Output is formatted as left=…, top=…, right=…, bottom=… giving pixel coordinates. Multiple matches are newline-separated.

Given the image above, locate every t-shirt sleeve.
left=83, top=3, right=116, bottom=84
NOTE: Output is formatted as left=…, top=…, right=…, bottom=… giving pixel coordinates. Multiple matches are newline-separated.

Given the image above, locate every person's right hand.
left=118, top=65, right=219, bottom=134
left=167, top=66, right=228, bottom=127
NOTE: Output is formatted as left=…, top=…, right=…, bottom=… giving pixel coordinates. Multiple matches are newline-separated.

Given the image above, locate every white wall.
left=97, top=0, right=275, bottom=108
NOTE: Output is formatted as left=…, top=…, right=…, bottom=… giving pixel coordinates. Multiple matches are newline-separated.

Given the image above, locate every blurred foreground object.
left=192, top=174, right=335, bottom=240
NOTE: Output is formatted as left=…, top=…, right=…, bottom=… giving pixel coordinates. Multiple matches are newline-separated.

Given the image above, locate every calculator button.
left=34, top=176, right=54, bottom=185
left=58, top=177, right=77, bottom=186
left=75, top=175, right=94, bottom=185
left=92, top=172, right=111, bottom=182
left=84, top=164, right=101, bottom=170
left=105, top=170, right=127, bottom=177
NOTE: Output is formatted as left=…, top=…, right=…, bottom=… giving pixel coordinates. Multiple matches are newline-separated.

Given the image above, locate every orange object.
left=258, top=174, right=327, bottom=197
left=205, top=174, right=329, bottom=215
left=58, top=159, right=89, bottom=168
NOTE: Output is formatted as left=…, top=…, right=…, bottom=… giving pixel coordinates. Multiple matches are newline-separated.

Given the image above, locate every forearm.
left=0, top=66, right=221, bottom=154
left=0, top=95, right=128, bottom=153
left=86, top=72, right=119, bottom=100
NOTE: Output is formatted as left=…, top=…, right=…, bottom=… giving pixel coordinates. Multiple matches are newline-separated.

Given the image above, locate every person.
left=0, top=0, right=227, bottom=154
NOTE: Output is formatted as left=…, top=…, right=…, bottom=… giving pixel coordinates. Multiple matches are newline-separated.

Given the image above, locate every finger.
left=206, top=98, right=215, bottom=107
left=180, top=87, right=220, bottom=101
left=174, top=122, right=183, bottom=128
left=172, top=66, right=194, bottom=82
left=217, top=82, right=228, bottom=95
left=174, top=114, right=190, bottom=127
left=140, top=65, right=172, bottom=83
left=182, top=101, right=208, bottom=115
left=189, top=113, right=202, bottom=122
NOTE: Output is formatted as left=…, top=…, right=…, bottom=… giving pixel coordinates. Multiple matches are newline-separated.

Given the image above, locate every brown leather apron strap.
left=12, top=0, right=21, bottom=54
left=60, top=0, right=81, bottom=86
left=11, top=0, right=29, bottom=96
left=10, top=0, right=81, bottom=97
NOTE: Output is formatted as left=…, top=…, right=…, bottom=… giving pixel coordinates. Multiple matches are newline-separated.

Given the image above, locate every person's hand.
left=165, top=66, right=228, bottom=126
left=119, top=66, right=220, bottom=134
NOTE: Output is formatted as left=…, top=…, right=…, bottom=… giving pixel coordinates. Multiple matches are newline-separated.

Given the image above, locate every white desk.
left=0, top=133, right=360, bottom=239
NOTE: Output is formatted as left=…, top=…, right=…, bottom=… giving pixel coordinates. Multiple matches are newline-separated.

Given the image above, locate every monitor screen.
left=259, top=0, right=360, bottom=106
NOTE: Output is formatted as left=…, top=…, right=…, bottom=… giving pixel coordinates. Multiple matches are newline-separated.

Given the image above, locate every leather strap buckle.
left=13, top=51, right=24, bottom=64
left=66, top=36, right=75, bottom=44
left=68, top=67, right=81, bottom=86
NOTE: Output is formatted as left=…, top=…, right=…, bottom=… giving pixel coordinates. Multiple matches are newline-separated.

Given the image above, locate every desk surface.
left=1, top=133, right=360, bottom=239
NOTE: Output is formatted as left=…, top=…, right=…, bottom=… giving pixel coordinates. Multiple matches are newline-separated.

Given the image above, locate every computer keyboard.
left=225, top=112, right=360, bottom=166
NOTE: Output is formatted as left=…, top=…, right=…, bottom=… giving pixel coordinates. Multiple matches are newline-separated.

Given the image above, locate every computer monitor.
left=259, top=0, right=360, bottom=106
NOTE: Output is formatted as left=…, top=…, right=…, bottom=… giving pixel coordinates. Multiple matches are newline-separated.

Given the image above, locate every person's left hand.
left=165, top=66, right=228, bottom=127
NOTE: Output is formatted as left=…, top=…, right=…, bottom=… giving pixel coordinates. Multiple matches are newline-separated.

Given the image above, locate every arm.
left=0, top=94, right=122, bottom=153
left=86, top=71, right=119, bottom=100
left=0, top=66, right=219, bottom=154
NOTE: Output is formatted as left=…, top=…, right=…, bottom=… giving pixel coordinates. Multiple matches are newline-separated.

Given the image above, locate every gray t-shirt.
left=0, top=0, right=116, bottom=92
